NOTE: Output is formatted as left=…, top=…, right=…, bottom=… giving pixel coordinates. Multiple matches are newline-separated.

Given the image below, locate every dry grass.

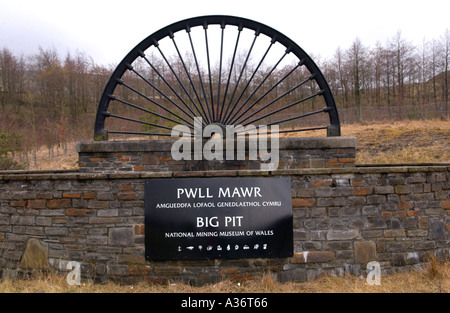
left=345, top=119, right=450, bottom=164
left=283, top=119, right=450, bottom=164
left=1, top=259, right=448, bottom=293
left=20, top=119, right=449, bottom=171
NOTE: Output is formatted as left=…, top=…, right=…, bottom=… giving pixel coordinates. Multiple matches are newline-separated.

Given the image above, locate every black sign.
left=145, top=177, right=293, bottom=260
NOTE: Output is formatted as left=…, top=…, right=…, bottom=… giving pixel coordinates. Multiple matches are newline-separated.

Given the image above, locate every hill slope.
left=18, top=119, right=450, bottom=170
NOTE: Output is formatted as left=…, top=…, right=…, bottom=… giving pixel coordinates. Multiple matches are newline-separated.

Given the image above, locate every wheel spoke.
left=224, top=37, right=275, bottom=125
left=218, top=24, right=242, bottom=122
left=242, top=90, right=323, bottom=126
left=170, top=35, right=206, bottom=120
left=107, top=95, right=194, bottom=129
left=216, top=22, right=225, bottom=121
left=221, top=29, right=259, bottom=125
left=238, top=73, right=314, bottom=126
left=228, top=47, right=290, bottom=125
left=116, top=76, right=194, bottom=127
left=187, top=26, right=212, bottom=123
left=94, top=16, right=340, bottom=141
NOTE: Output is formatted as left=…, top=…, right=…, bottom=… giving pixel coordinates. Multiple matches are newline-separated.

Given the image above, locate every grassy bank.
left=18, top=119, right=449, bottom=171
left=1, top=259, right=448, bottom=293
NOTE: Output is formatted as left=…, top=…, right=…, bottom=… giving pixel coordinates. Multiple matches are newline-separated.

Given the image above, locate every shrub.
left=0, top=129, right=24, bottom=170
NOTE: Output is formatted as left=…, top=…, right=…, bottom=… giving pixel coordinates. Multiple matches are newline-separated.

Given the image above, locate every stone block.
left=366, top=217, right=387, bottom=229
left=2, top=269, right=18, bottom=281
left=362, top=205, right=379, bottom=216
left=342, top=206, right=360, bottom=216
left=88, top=217, right=123, bottom=224
left=367, top=195, right=386, bottom=205
left=406, top=229, right=428, bottom=237
left=292, top=198, right=315, bottom=207
left=277, top=268, right=308, bottom=283
left=117, top=192, right=136, bottom=201
left=310, top=159, right=326, bottom=168
left=54, top=182, right=72, bottom=191
left=47, top=199, right=71, bottom=209
left=87, top=201, right=110, bottom=209
left=349, top=218, right=365, bottom=229
left=324, top=241, right=352, bottom=250
left=311, top=207, right=327, bottom=217
left=392, top=253, right=406, bottom=266
left=25, top=226, right=44, bottom=236
left=11, top=216, right=35, bottom=226
left=302, top=241, right=322, bottom=250
left=154, top=266, right=182, bottom=275
left=291, top=251, right=335, bottom=264
left=10, top=200, right=26, bottom=207
left=405, top=252, right=419, bottom=264
left=353, top=187, right=373, bottom=196
left=62, top=193, right=82, bottom=199
left=109, top=227, right=134, bottom=246
left=106, top=265, right=129, bottom=276
left=314, top=188, right=333, bottom=197
left=414, top=241, right=436, bottom=250
left=96, top=192, right=114, bottom=201
left=87, top=235, right=108, bottom=245
left=117, top=254, right=146, bottom=265
left=384, top=229, right=406, bottom=238
left=347, top=196, right=366, bottom=206
left=45, top=227, right=68, bottom=236
left=27, top=200, right=46, bottom=209
left=293, top=230, right=308, bottom=241
left=394, top=185, right=412, bottom=194
left=66, top=209, right=91, bottom=217
left=317, top=197, right=346, bottom=207
left=19, top=238, right=51, bottom=270
left=327, top=230, right=359, bottom=240
left=83, top=193, right=96, bottom=200
left=428, top=220, right=446, bottom=240
left=387, top=241, right=414, bottom=252
left=418, top=217, right=429, bottom=229
left=5, top=233, right=27, bottom=242
left=334, top=187, right=354, bottom=196
left=97, top=208, right=119, bottom=217
left=129, top=265, right=151, bottom=276
left=354, top=241, right=376, bottom=264
left=336, top=250, right=353, bottom=260
left=374, top=186, right=394, bottom=194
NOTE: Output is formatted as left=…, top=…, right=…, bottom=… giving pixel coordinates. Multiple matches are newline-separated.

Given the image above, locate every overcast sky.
left=1, top=0, right=449, bottom=66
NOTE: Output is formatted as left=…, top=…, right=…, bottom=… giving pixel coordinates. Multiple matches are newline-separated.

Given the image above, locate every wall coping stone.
left=1, top=164, right=449, bottom=181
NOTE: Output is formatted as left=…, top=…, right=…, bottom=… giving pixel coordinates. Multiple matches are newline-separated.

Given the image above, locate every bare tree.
left=333, top=47, right=349, bottom=108
left=0, top=47, right=26, bottom=112
left=370, top=42, right=385, bottom=107
left=428, top=38, right=442, bottom=108
left=390, top=31, right=415, bottom=105
left=346, top=37, right=368, bottom=121
left=441, top=29, right=449, bottom=116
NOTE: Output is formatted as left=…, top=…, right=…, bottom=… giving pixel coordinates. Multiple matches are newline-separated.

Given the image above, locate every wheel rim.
left=94, top=15, right=340, bottom=140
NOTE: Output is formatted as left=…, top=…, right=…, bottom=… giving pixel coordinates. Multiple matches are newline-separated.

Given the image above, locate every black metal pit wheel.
left=94, top=15, right=340, bottom=140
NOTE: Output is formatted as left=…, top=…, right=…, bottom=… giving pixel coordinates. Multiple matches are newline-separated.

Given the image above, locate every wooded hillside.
left=0, top=29, right=449, bottom=169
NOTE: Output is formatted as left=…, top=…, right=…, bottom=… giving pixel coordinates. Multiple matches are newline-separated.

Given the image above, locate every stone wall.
left=1, top=165, right=448, bottom=284
left=77, top=137, right=357, bottom=173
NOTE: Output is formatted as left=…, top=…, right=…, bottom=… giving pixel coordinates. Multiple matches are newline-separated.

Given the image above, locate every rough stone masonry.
left=0, top=162, right=448, bottom=284
left=76, top=137, right=357, bottom=173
